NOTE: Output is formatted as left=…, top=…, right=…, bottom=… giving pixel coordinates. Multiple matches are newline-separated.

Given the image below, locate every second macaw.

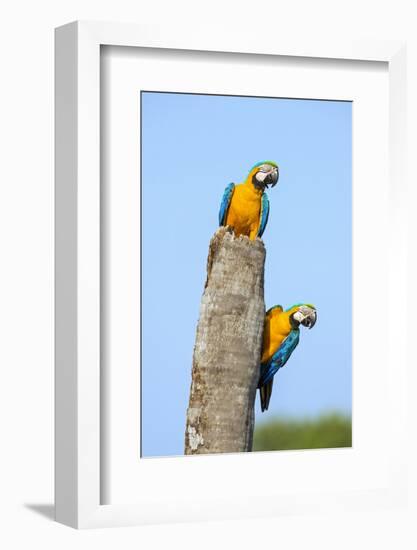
left=218, top=161, right=279, bottom=240
left=258, top=304, right=317, bottom=412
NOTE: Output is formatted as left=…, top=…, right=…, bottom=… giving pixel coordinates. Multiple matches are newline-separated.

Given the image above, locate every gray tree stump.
left=184, top=227, right=266, bottom=454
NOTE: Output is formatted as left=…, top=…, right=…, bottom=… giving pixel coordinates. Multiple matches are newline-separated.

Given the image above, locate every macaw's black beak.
left=264, top=168, right=279, bottom=188
left=301, top=310, right=317, bottom=329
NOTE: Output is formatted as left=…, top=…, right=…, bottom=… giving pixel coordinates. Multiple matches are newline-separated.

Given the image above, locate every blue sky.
left=141, top=91, right=352, bottom=457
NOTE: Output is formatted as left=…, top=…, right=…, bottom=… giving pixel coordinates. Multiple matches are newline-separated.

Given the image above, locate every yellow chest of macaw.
left=225, top=182, right=263, bottom=240
left=261, top=307, right=298, bottom=363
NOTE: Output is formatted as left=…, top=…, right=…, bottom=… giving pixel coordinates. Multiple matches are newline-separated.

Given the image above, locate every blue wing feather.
left=218, top=183, right=235, bottom=226
left=259, top=329, right=300, bottom=388
left=257, top=192, right=270, bottom=238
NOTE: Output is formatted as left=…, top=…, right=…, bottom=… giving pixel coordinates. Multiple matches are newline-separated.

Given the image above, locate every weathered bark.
left=185, top=227, right=266, bottom=454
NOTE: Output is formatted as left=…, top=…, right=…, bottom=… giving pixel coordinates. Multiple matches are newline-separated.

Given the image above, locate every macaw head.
left=246, top=161, right=279, bottom=191
left=288, top=304, right=317, bottom=330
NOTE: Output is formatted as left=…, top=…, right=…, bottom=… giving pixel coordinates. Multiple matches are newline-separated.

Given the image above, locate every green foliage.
left=253, top=412, right=352, bottom=452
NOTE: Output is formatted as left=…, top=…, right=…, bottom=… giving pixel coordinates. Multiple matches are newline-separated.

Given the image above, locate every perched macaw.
left=258, top=304, right=317, bottom=412
left=218, top=161, right=279, bottom=240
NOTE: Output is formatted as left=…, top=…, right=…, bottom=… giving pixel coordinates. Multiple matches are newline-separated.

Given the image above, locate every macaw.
left=258, top=304, right=317, bottom=412
left=218, top=161, right=279, bottom=240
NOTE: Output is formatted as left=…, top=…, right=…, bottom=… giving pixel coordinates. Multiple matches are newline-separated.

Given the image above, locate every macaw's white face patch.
left=255, top=170, right=269, bottom=183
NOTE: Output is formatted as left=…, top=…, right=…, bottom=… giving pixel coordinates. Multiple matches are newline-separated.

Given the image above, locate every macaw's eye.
left=258, top=164, right=272, bottom=172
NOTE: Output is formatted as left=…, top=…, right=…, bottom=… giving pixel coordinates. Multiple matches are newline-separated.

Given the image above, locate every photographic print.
left=141, top=91, right=352, bottom=457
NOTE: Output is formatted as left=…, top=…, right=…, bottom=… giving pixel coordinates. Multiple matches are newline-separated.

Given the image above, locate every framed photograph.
left=55, top=21, right=407, bottom=528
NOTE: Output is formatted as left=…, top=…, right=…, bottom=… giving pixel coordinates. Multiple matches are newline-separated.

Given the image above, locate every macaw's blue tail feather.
left=259, top=379, right=274, bottom=412
left=257, top=329, right=300, bottom=412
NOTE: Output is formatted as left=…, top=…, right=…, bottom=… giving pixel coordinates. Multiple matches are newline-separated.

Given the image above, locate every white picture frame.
left=55, top=21, right=407, bottom=529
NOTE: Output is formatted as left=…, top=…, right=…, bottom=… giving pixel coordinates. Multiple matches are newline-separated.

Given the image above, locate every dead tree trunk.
left=185, top=227, right=266, bottom=454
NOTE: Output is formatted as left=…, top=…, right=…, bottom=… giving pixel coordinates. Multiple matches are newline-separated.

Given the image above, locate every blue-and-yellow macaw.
left=258, top=304, right=317, bottom=412
left=219, top=161, right=279, bottom=240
